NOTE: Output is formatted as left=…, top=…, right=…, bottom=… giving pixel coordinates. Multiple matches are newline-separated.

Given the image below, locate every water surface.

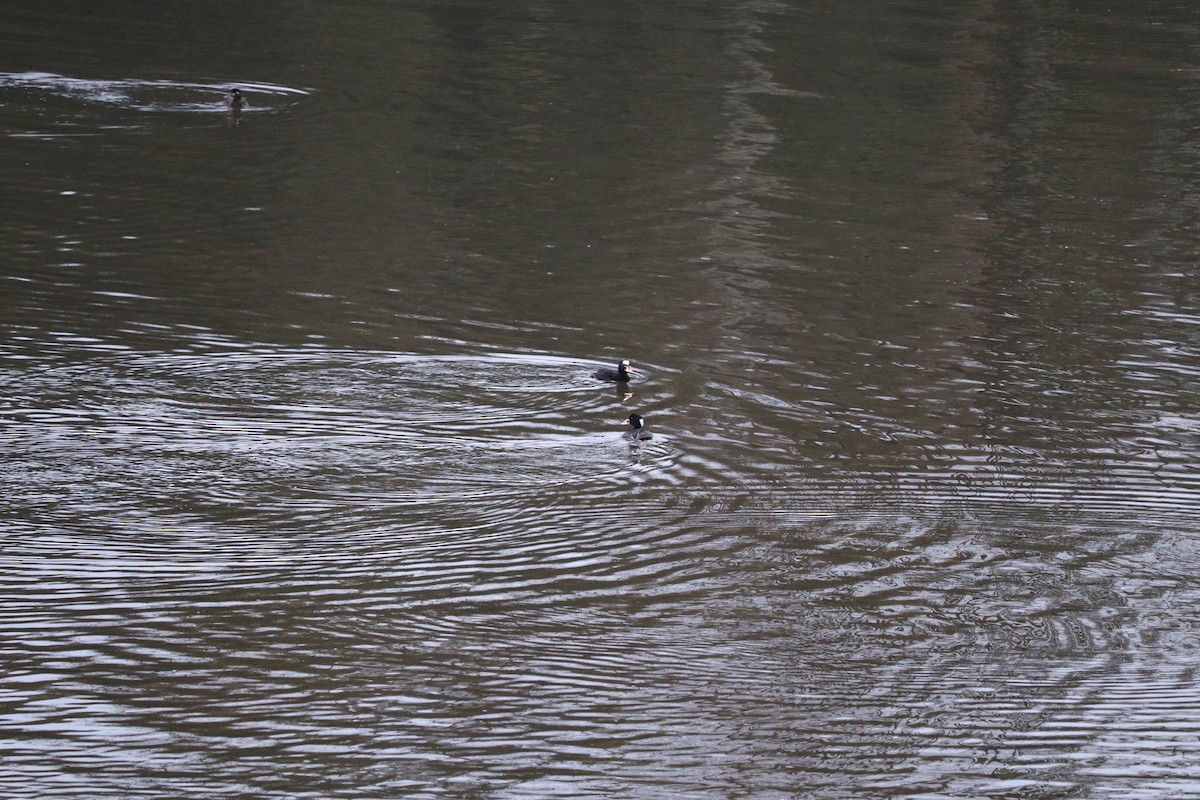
left=5, top=1, right=1200, bottom=798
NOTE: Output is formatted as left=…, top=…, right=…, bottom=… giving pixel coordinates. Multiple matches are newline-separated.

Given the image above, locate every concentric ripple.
left=0, top=346, right=680, bottom=579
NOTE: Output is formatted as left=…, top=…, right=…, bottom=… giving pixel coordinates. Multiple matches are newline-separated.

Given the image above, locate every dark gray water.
left=5, top=2, right=1200, bottom=798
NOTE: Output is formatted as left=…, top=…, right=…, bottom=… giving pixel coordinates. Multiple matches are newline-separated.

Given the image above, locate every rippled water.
left=0, top=71, right=309, bottom=117
left=6, top=1, right=1200, bottom=798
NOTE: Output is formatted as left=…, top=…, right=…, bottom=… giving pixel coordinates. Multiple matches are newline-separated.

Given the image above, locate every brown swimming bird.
left=224, top=88, right=247, bottom=110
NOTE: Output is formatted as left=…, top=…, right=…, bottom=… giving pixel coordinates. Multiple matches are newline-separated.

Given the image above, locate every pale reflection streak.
left=701, top=0, right=816, bottom=279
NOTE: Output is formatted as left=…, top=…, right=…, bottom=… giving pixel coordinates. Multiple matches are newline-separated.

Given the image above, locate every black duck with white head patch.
left=621, top=413, right=652, bottom=441
left=593, top=359, right=634, bottom=382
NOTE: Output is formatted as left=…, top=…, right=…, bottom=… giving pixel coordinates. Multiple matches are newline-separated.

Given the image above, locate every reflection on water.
left=5, top=0, right=1200, bottom=798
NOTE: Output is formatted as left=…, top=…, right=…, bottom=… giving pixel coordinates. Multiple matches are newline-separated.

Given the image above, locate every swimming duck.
left=224, top=88, right=247, bottom=110
left=593, top=359, right=634, bottom=382
left=622, top=413, right=652, bottom=441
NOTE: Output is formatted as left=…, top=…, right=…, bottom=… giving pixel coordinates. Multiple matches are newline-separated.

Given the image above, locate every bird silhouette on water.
left=621, top=413, right=652, bottom=441
left=593, top=359, right=634, bottom=382
left=224, top=88, right=247, bottom=111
